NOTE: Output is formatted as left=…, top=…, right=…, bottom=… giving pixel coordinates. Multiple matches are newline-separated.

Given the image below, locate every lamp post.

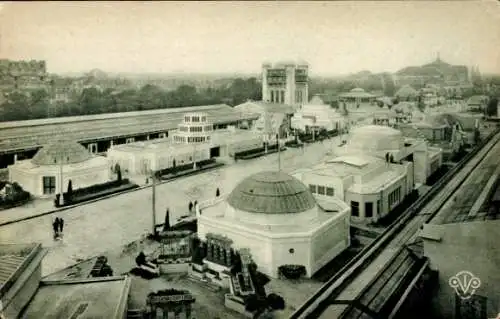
left=57, top=151, right=68, bottom=206
left=150, top=170, right=157, bottom=236
left=276, top=133, right=281, bottom=172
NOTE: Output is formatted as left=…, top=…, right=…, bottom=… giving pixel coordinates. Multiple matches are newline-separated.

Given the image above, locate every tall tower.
left=261, top=61, right=308, bottom=105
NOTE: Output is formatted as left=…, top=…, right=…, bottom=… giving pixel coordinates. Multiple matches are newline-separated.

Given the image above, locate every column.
left=207, top=242, right=213, bottom=261
left=225, top=247, right=232, bottom=267
left=174, top=308, right=181, bottom=319
left=14, top=154, right=17, bottom=163
left=214, top=243, right=220, bottom=264
left=110, top=140, right=114, bottom=147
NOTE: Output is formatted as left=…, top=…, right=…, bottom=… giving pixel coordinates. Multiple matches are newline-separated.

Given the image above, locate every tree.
left=67, top=179, right=73, bottom=194
left=163, top=209, right=170, bottom=231
left=266, top=293, right=285, bottom=310
left=486, top=97, right=498, bottom=117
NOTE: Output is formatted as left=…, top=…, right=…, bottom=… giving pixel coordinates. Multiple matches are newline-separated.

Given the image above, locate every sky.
left=1, top=1, right=499, bottom=76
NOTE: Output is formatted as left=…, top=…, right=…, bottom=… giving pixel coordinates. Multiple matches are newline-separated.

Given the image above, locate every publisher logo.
left=449, top=271, right=481, bottom=300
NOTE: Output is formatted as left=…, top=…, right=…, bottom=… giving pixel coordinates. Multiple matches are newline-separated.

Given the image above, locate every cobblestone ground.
left=0, top=137, right=342, bottom=276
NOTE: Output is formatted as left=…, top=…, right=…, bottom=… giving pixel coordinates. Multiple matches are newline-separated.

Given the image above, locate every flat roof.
left=21, top=277, right=131, bottom=319
left=0, top=104, right=260, bottom=153
left=200, top=196, right=348, bottom=235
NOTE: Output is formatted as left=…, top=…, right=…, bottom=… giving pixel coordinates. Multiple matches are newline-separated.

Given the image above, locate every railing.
left=290, top=128, right=500, bottom=319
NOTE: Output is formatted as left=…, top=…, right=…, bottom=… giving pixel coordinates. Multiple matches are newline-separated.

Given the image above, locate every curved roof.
left=32, top=140, right=92, bottom=165
left=351, top=88, right=365, bottom=93
left=227, top=171, right=316, bottom=214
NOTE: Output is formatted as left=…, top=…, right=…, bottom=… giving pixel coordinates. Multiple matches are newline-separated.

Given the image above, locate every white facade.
left=262, top=61, right=309, bottom=105
left=293, top=125, right=443, bottom=222
left=107, top=112, right=266, bottom=174
left=339, top=125, right=443, bottom=185
left=9, top=156, right=110, bottom=198
left=293, top=154, right=410, bottom=223
left=198, top=196, right=350, bottom=278
left=291, top=95, right=346, bottom=132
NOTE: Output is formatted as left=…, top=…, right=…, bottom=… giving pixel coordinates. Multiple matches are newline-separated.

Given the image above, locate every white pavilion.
left=8, top=141, right=110, bottom=198
left=197, top=171, right=351, bottom=278
left=291, top=95, right=346, bottom=133
left=293, top=125, right=443, bottom=222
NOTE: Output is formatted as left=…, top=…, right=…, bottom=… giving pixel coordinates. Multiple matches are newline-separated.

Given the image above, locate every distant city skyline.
left=1, top=2, right=499, bottom=76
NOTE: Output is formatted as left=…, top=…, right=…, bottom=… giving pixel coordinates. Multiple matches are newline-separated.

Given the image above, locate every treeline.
left=0, top=77, right=262, bottom=122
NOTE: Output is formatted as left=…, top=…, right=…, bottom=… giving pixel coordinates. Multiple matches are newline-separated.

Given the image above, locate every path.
left=0, top=137, right=342, bottom=276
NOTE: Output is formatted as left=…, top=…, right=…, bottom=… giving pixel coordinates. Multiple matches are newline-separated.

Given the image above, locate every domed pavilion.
left=8, top=140, right=110, bottom=197
left=197, top=170, right=350, bottom=278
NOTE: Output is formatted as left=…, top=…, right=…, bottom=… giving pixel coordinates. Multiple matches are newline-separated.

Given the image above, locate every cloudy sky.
left=1, top=1, right=499, bottom=75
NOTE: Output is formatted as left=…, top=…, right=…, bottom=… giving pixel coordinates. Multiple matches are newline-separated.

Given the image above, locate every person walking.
left=52, top=217, right=59, bottom=238
left=59, top=218, right=64, bottom=234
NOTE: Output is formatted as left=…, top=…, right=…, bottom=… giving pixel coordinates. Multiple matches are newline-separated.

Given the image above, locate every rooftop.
left=201, top=195, right=346, bottom=234
left=237, top=101, right=297, bottom=114
left=226, top=171, right=317, bottom=215
left=31, top=140, right=92, bottom=165
left=0, top=243, right=42, bottom=299
left=20, top=276, right=131, bottom=319
left=0, top=104, right=260, bottom=153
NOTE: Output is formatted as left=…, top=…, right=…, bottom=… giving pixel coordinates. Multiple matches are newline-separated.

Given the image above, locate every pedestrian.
left=52, top=218, right=59, bottom=238
left=59, top=218, right=64, bottom=234
left=216, top=188, right=220, bottom=197
left=188, top=201, right=193, bottom=213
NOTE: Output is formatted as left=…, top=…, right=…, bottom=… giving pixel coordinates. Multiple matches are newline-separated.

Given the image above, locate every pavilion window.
left=317, top=186, right=325, bottom=195
left=351, top=201, right=360, bottom=217
left=43, top=176, right=56, bottom=195
left=365, top=202, right=373, bottom=218
left=326, top=187, right=334, bottom=196
left=271, top=91, right=275, bottom=103
left=280, top=91, right=285, bottom=104
left=309, top=184, right=316, bottom=193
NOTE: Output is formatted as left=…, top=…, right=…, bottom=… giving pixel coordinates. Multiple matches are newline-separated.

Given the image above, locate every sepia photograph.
left=0, top=1, right=499, bottom=318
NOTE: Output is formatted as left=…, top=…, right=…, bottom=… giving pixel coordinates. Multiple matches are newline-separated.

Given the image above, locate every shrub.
left=267, top=293, right=285, bottom=310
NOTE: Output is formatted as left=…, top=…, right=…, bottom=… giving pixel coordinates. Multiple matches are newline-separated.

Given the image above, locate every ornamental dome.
left=351, top=88, right=365, bottom=93
left=227, top=171, right=316, bottom=214
left=32, top=141, right=92, bottom=166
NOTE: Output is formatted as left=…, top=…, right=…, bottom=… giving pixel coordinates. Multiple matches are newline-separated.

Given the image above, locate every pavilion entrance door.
left=141, top=159, right=151, bottom=175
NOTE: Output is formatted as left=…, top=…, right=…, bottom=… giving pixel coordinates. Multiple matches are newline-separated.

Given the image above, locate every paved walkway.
left=0, top=137, right=343, bottom=276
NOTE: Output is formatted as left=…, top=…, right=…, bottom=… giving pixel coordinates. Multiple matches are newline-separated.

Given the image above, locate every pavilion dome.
left=227, top=171, right=316, bottom=214
left=351, top=88, right=365, bottom=93
left=349, top=125, right=404, bottom=151
left=32, top=141, right=92, bottom=166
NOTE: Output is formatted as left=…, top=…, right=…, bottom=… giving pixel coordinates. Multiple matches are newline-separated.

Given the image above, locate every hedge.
left=0, top=182, right=31, bottom=209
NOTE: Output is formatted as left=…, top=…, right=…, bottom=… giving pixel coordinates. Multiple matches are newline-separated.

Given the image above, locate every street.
left=0, top=137, right=341, bottom=276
